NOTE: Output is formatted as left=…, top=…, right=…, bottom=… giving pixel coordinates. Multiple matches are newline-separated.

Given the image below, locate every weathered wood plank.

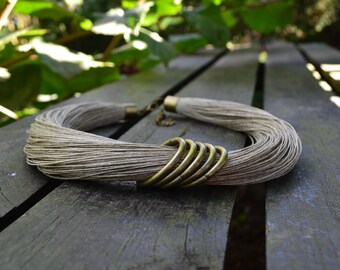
left=265, top=42, right=340, bottom=269
left=0, top=53, right=219, bottom=218
left=0, top=48, right=259, bottom=269
left=299, top=42, right=340, bottom=94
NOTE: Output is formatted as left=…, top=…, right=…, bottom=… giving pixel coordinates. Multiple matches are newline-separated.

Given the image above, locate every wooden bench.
left=0, top=42, right=339, bottom=269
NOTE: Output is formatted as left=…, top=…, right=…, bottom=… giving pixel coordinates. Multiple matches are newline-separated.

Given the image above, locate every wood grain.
left=0, top=53, right=218, bottom=218
left=299, top=42, right=340, bottom=95
left=265, top=42, right=340, bottom=269
left=0, top=48, right=258, bottom=269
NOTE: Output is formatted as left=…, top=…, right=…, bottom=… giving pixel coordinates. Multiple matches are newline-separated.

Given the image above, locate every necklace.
left=24, top=96, right=302, bottom=188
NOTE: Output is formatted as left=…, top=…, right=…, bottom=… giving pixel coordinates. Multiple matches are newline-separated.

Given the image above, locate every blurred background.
left=0, top=0, right=339, bottom=126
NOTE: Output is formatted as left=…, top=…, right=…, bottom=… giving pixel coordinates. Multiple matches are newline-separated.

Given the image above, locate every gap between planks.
left=224, top=60, right=266, bottom=270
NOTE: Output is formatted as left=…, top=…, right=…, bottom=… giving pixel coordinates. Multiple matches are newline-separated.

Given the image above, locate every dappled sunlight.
left=91, top=8, right=132, bottom=36
left=320, top=64, right=340, bottom=72
left=149, top=32, right=163, bottom=42
left=37, top=94, right=59, bottom=103
left=0, top=105, right=18, bottom=119
left=319, top=64, right=340, bottom=81
left=330, top=96, right=340, bottom=108
left=305, top=62, right=337, bottom=93
left=312, top=70, right=321, bottom=80
left=18, top=38, right=114, bottom=78
left=0, top=67, right=10, bottom=80
left=312, top=71, right=321, bottom=80
left=306, top=63, right=315, bottom=72
left=132, top=40, right=147, bottom=50
left=329, top=71, right=340, bottom=81
left=319, top=81, right=332, bottom=91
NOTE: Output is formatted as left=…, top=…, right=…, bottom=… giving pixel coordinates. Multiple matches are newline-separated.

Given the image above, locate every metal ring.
left=178, top=143, right=217, bottom=187
left=161, top=141, right=206, bottom=188
left=138, top=137, right=186, bottom=187
left=139, top=137, right=228, bottom=188
left=153, top=139, right=198, bottom=187
left=182, top=146, right=227, bottom=188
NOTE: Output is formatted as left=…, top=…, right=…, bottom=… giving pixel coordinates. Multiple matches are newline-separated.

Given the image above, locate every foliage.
left=0, top=0, right=338, bottom=124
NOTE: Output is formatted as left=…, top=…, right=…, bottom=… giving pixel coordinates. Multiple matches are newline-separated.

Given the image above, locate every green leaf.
left=185, top=5, right=230, bottom=47
left=14, top=0, right=54, bottom=14
left=40, top=64, right=119, bottom=99
left=139, top=1, right=182, bottom=28
left=40, top=64, right=67, bottom=96
left=0, top=0, right=7, bottom=10
left=0, top=28, right=47, bottom=51
left=14, top=0, right=79, bottom=20
left=155, top=0, right=182, bottom=16
left=170, top=33, right=207, bottom=53
left=0, top=28, right=31, bottom=49
left=240, top=1, right=295, bottom=33
left=107, top=44, right=149, bottom=65
left=79, top=19, right=93, bottom=31
left=137, top=57, right=161, bottom=71
left=159, top=16, right=184, bottom=30
left=19, top=39, right=114, bottom=78
left=122, top=0, right=139, bottom=9
left=0, top=62, right=41, bottom=110
left=127, top=2, right=155, bottom=30
left=221, top=10, right=237, bottom=28
left=0, top=43, right=22, bottom=63
left=203, top=0, right=223, bottom=6
left=132, top=28, right=177, bottom=65
left=141, top=13, right=159, bottom=27
left=67, top=67, right=119, bottom=94
left=17, top=28, right=49, bottom=37
left=92, top=3, right=153, bottom=36
left=92, top=8, right=132, bottom=36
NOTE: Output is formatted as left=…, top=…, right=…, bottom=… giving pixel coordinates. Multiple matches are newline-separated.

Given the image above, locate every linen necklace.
left=24, top=96, right=302, bottom=188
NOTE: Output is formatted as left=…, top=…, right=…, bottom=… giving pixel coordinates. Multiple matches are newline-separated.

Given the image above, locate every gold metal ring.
left=161, top=141, right=206, bottom=188
left=182, top=146, right=227, bottom=188
left=139, top=137, right=228, bottom=188
left=153, top=139, right=198, bottom=187
left=138, top=137, right=186, bottom=187
left=179, top=143, right=217, bottom=187
left=125, top=104, right=138, bottom=118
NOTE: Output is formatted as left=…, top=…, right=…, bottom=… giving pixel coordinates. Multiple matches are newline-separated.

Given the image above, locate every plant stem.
left=58, top=30, right=92, bottom=44
left=99, top=35, right=123, bottom=61
left=0, top=0, right=17, bottom=31
left=0, top=51, right=34, bottom=67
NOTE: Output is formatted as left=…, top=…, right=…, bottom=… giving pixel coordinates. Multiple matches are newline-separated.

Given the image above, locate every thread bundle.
left=24, top=97, right=302, bottom=185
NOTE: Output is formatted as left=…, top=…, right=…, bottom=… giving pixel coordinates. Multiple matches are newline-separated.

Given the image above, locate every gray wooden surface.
left=0, top=53, right=219, bottom=219
left=265, top=42, right=340, bottom=269
left=299, top=43, right=340, bottom=94
left=0, top=48, right=258, bottom=269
